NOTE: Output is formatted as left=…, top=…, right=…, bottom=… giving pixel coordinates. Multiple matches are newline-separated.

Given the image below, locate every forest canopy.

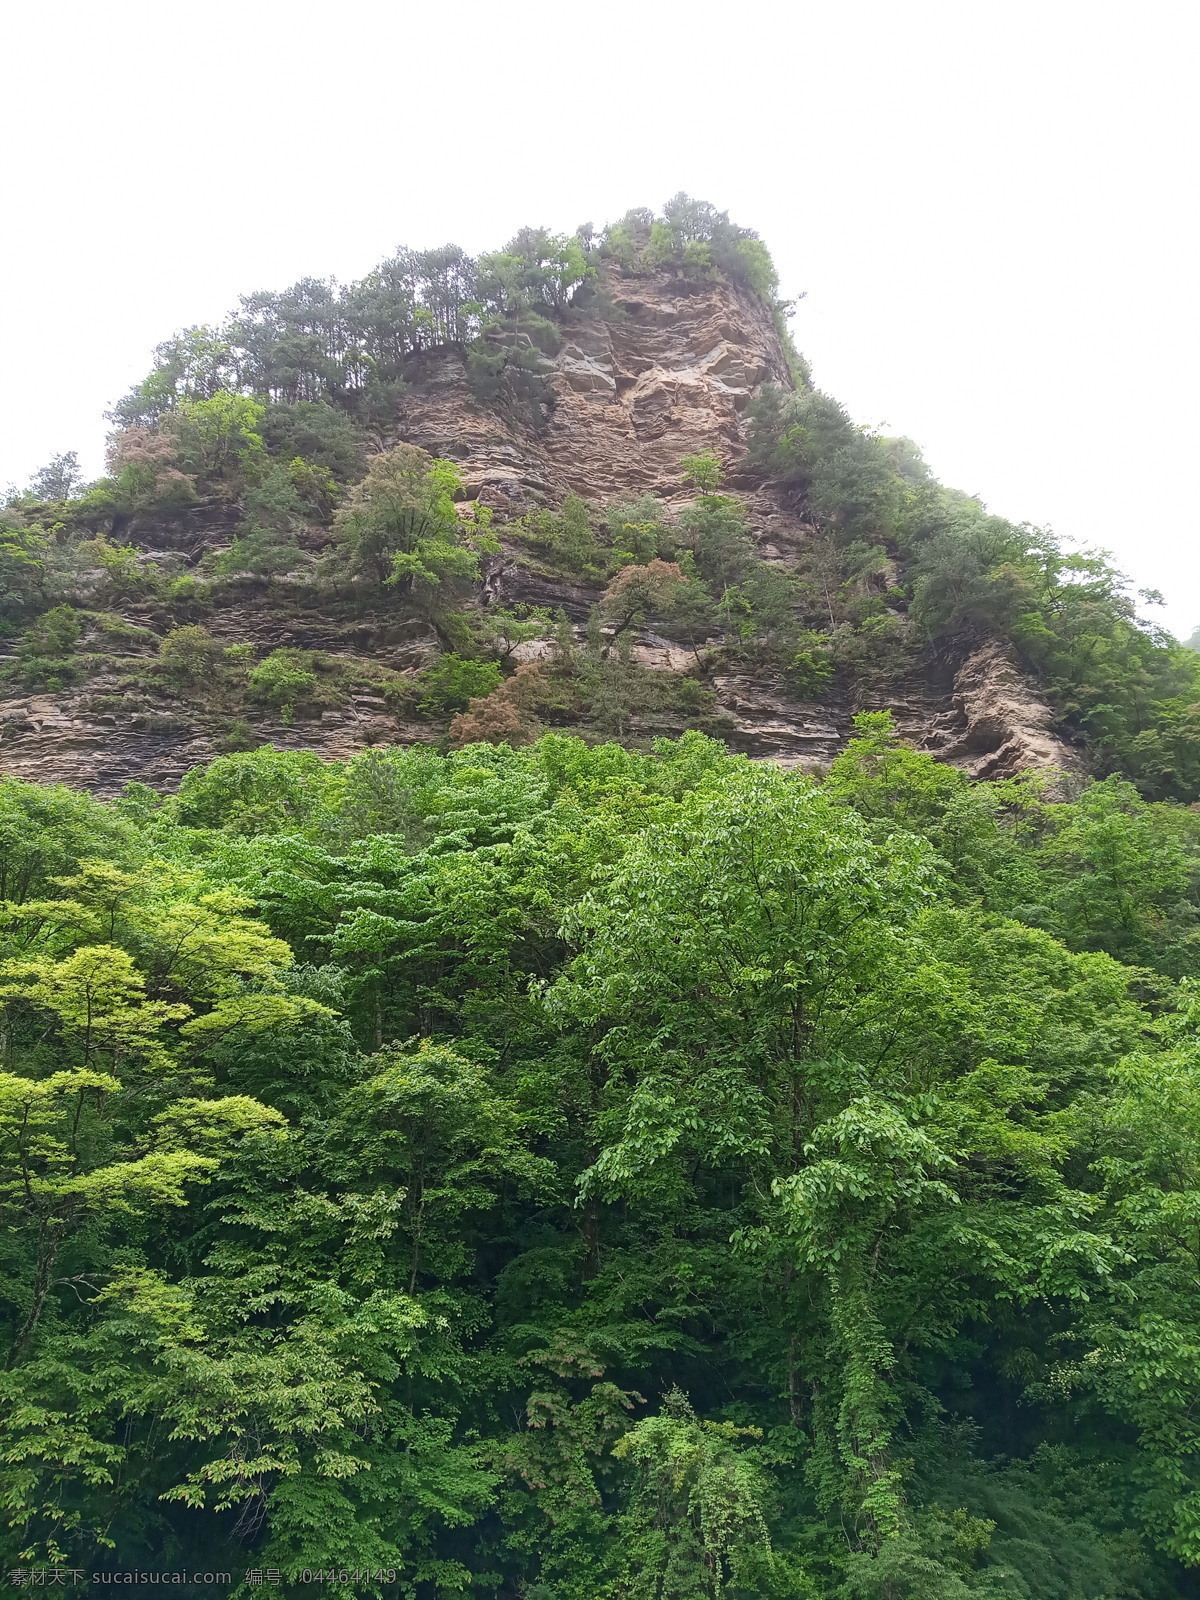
left=4, top=727, right=1200, bottom=1595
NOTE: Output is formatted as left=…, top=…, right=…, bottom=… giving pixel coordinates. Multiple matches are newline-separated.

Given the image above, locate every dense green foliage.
left=6, top=196, right=1200, bottom=1598
left=4, top=725, right=1200, bottom=1594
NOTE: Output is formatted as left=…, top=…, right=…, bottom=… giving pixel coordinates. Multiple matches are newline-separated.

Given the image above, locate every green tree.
left=157, top=624, right=230, bottom=686
left=331, top=447, right=496, bottom=618
left=477, top=228, right=592, bottom=314
left=0, top=778, right=133, bottom=906
left=111, top=326, right=237, bottom=425
left=216, top=459, right=320, bottom=581
left=600, top=561, right=692, bottom=640
left=162, top=391, right=267, bottom=495
left=681, top=450, right=724, bottom=494
left=174, top=747, right=342, bottom=834
left=521, top=492, right=610, bottom=577
left=27, top=452, right=84, bottom=503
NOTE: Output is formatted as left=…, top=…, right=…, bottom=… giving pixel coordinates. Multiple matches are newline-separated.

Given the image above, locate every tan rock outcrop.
left=934, top=641, right=1082, bottom=781
left=395, top=266, right=798, bottom=521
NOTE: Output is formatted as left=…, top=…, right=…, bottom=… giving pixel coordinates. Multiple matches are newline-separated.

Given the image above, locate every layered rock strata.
left=0, top=265, right=1077, bottom=794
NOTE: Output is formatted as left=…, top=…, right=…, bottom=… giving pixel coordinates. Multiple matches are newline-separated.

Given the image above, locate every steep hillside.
left=2, top=199, right=1194, bottom=799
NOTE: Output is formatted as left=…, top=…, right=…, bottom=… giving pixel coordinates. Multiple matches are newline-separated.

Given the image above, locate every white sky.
left=3, top=0, right=1197, bottom=634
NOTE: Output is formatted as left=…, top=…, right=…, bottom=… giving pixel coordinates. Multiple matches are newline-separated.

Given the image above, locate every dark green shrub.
left=417, top=654, right=503, bottom=716
left=10, top=606, right=84, bottom=690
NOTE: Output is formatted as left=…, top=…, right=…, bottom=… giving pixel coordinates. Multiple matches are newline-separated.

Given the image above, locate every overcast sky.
left=3, top=0, right=1196, bottom=634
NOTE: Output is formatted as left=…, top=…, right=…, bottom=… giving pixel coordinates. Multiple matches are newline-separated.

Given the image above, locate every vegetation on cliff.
left=3, top=725, right=1200, bottom=1593
left=5, top=195, right=1197, bottom=797
left=744, top=387, right=1200, bottom=793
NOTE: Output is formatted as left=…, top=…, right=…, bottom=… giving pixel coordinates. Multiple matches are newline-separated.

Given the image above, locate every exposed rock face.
left=396, top=268, right=807, bottom=546
left=0, top=263, right=1079, bottom=795
left=934, top=641, right=1081, bottom=780
left=0, top=685, right=423, bottom=794
left=0, top=598, right=441, bottom=793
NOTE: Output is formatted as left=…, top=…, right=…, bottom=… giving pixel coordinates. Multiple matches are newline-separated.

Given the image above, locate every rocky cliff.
left=0, top=262, right=1079, bottom=794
